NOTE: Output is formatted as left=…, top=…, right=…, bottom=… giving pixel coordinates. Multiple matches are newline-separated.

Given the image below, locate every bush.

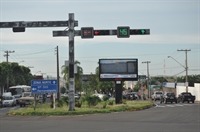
left=61, top=96, right=69, bottom=105
left=56, top=100, right=65, bottom=107
left=102, top=95, right=109, bottom=101
left=75, top=100, right=82, bottom=108
left=84, top=95, right=101, bottom=107
left=102, top=102, right=107, bottom=108
left=108, top=100, right=114, bottom=105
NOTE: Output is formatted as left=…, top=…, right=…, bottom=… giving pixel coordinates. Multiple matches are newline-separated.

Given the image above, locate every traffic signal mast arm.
left=53, top=29, right=150, bottom=37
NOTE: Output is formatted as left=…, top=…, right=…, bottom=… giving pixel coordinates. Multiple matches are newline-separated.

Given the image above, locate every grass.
left=7, top=100, right=154, bottom=116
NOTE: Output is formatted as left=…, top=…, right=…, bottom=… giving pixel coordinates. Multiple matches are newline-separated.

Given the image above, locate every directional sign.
left=0, top=21, right=70, bottom=28
left=31, top=80, right=58, bottom=93
left=138, top=75, right=147, bottom=79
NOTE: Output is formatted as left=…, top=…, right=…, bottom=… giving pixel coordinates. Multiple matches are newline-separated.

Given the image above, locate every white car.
left=93, top=93, right=107, bottom=100
left=2, top=96, right=17, bottom=107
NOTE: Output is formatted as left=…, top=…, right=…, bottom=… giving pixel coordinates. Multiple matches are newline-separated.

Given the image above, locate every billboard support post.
left=115, top=81, right=122, bottom=104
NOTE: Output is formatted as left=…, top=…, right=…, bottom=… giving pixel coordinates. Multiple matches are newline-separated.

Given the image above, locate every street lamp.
left=168, top=56, right=188, bottom=92
left=34, top=71, right=41, bottom=75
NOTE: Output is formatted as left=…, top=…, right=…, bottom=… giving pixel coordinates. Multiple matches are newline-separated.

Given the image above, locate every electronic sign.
left=99, top=59, right=138, bottom=81
left=117, top=26, right=130, bottom=38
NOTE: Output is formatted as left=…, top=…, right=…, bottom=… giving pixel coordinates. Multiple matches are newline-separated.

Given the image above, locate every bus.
left=9, top=85, right=31, bottom=104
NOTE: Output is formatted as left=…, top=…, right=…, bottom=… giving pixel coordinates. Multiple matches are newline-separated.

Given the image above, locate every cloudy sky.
left=0, top=0, right=199, bottom=78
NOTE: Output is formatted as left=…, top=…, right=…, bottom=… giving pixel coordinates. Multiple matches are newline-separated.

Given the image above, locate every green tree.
left=176, top=74, right=200, bottom=86
left=61, top=61, right=83, bottom=93
left=0, top=62, right=33, bottom=93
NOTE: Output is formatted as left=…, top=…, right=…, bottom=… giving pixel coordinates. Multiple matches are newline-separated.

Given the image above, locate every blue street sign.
left=31, top=80, right=58, bottom=93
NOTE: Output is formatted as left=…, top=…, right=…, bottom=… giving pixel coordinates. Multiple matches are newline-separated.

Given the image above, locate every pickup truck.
left=177, top=92, right=195, bottom=103
left=19, top=92, right=40, bottom=107
left=151, top=91, right=163, bottom=101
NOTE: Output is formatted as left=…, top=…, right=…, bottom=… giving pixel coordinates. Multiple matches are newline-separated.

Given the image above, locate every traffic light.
left=117, top=26, right=130, bottom=38
left=81, top=27, right=94, bottom=38
left=130, top=29, right=150, bottom=35
left=93, top=30, right=110, bottom=35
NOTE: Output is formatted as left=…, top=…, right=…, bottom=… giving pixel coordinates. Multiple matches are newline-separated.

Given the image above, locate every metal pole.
left=185, top=50, right=188, bottom=92
left=68, top=13, right=75, bottom=111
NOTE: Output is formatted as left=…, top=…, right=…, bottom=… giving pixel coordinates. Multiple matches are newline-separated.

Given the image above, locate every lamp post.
left=168, top=55, right=189, bottom=92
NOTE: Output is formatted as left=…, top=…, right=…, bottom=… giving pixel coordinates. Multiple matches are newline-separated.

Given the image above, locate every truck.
left=18, top=92, right=40, bottom=107
left=151, top=91, right=163, bottom=101
left=177, top=92, right=195, bottom=103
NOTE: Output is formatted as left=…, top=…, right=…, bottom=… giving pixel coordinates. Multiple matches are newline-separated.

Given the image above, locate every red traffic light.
left=81, top=27, right=94, bottom=39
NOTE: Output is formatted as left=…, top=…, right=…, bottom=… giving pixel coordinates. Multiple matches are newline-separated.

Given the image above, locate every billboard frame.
left=99, top=58, right=138, bottom=81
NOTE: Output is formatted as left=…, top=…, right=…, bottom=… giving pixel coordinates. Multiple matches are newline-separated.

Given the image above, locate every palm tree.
left=61, top=61, right=83, bottom=93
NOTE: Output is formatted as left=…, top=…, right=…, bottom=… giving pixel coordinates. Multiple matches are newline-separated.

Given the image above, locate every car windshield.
left=24, top=93, right=31, bottom=97
left=4, top=96, right=13, bottom=100
left=167, top=93, right=175, bottom=96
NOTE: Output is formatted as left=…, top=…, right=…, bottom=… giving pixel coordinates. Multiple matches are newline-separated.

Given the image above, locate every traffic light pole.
left=68, top=13, right=75, bottom=111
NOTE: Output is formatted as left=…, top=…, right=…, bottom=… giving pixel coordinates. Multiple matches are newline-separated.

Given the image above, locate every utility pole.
left=142, top=61, right=151, bottom=98
left=55, top=46, right=60, bottom=101
left=4, top=50, right=15, bottom=91
left=177, top=49, right=191, bottom=92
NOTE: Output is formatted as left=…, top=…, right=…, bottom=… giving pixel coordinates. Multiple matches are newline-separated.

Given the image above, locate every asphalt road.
left=0, top=101, right=199, bottom=132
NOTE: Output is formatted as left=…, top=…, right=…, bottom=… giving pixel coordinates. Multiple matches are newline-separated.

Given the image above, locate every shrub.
left=75, top=100, right=82, bottom=108
left=84, top=95, right=101, bottom=107
left=56, top=100, right=64, bottom=107
left=102, top=102, right=107, bottom=108
left=108, top=100, right=114, bottom=105
left=122, top=100, right=126, bottom=104
left=61, top=96, right=69, bottom=105
left=102, top=95, right=109, bottom=101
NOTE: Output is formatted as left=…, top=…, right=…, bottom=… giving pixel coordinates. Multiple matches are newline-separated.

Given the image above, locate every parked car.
left=2, top=96, right=17, bottom=107
left=122, top=92, right=137, bottom=100
left=177, top=92, right=195, bottom=103
left=151, top=91, right=163, bottom=101
left=92, top=93, right=106, bottom=100
left=160, top=92, right=177, bottom=104
left=74, top=94, right=80, bottom=100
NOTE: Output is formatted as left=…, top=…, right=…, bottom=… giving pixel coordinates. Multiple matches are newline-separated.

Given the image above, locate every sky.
left=0, top=0, right=199, bottom=79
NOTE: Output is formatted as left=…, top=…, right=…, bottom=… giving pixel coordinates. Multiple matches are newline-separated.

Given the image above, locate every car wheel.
left=192, top=100, right=194, bottom=103
left=171, top=102, right=172, bottom=104
left=20, top=104, right=22, bottom=107
left=187, top=101, right=190, bottom=103
left=176, top=101, right=177, bottom=103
